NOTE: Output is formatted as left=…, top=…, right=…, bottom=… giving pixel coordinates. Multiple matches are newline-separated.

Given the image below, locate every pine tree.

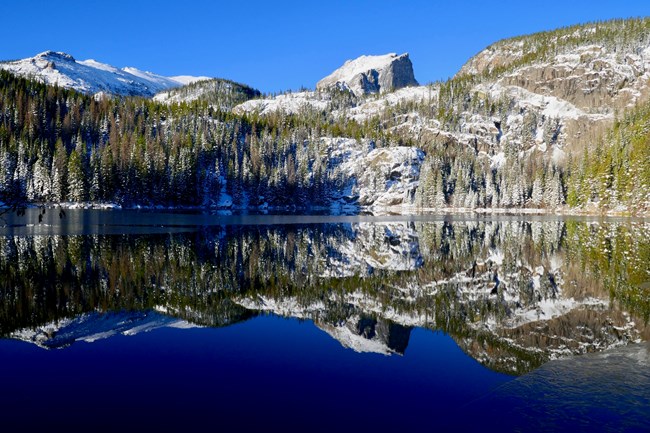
left=544, top=168, right=563, bottom=208
left=31, top=156, right=51, bottom=202
left=67, top=148, right=86, bottom=202
left=89, top=150, right=101, bottom=201
left=530, top=177, right=544, bottom=207
left=51, top=139, right=68, bottom=202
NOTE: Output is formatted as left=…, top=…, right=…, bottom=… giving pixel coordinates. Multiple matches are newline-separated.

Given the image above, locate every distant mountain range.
left=0, top=50, right=210, bottom=97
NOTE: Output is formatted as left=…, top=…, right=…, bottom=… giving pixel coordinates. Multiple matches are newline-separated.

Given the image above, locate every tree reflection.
left=1, top=219, right=648, bottom=375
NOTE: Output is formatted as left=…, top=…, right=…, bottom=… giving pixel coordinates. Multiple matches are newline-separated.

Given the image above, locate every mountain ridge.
left=0, top=50, right=210, bottom=97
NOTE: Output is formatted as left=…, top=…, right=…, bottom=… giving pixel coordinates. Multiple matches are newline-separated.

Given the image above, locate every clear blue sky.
left=2, top=0, right=649, bottom=93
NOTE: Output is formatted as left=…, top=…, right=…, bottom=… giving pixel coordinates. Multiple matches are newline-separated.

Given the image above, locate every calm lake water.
left=0, top=210, right=648, bottom=432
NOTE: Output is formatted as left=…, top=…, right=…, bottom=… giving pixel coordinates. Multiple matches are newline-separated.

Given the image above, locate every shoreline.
left=3, top=201, right=648, bottom=219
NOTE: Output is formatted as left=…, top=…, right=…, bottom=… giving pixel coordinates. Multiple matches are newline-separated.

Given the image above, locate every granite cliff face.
left=453, top=24, right=650, bottom=154
left=316, top=53, right=418, bottom=96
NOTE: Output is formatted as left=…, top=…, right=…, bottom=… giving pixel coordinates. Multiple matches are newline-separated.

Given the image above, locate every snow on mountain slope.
left=0, top=51, right=209, bottom=97
left=317, top=53, right=418, bottom=96
left=342, top=86, right=435, bottom=122
left=233, top=91, right=329, bottom=116
left=446, top=21, right=650, bottom=157
left=168, top=75, right=211, bottom=86
left=10, top=310, right=198, bottom=349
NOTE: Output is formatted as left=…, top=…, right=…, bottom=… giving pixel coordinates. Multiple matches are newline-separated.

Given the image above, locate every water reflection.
left=1, top=215, right=648, bottom=375
left=462, top=342, right=650, bottom=432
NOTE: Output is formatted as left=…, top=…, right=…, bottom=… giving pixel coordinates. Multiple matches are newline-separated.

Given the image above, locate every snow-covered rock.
left=342, top=86, right=436, bottom=122
left=319, top=138, right=425, bottom=208
left=0, top=51, right=210, bottom=97
left=355, top=147, right=424, bottom=207
left=316, top=53, right=418, bottom=96
left=448, top=24, right=650, bottom=160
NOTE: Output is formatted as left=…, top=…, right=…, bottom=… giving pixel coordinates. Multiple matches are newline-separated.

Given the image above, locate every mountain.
left=233, top=19, right=650, bottom=215
left=452, top=19, right=650, bottom=148
left=0, top=51, right=210, bottom=97
left=153, top=77, right=261, bottom=109
left=316, top=52, right=418, bottom=96
left=240, top=21, right=650, bottom=152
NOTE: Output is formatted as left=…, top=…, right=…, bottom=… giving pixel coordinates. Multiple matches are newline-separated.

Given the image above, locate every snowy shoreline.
left=4, top=201, right=648, bottom=218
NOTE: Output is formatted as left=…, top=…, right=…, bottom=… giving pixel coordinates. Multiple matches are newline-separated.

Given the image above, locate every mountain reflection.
left=1, top=217, right=648, bottom=375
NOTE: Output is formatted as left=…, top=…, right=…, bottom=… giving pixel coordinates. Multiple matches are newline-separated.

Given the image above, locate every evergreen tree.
left=51, top=139, right=68, bottom=202
left=67, top=147, right=86, bottom=202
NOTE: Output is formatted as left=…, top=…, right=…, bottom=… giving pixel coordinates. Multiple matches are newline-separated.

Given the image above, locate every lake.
left=0, top=210, right=648, bottom=432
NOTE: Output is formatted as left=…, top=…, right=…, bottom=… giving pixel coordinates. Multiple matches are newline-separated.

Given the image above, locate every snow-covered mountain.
left=2, top=19, right=648, bottom=214
left=0, top=51, right=210, bottom=97
left=238, top=30, right=650, bottom=158
left=317, top=53, right=418, bottom=96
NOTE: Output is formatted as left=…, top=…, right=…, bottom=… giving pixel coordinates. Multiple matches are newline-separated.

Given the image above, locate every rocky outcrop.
left=323, top=138, right=425, bottom=208
left=354, top=147, right=425, bottom=207
left=451, top=22, right=650, bottom=155
left=316, top=53, right=418, bottom=96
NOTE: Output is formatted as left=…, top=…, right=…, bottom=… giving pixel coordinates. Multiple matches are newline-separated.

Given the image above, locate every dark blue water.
left=0, top=315, right=510, bottom=432
left=463, top=343, right=650, bottom=432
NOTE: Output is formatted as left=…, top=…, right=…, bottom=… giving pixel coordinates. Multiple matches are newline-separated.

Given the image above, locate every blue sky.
left=2, top=0, right=649, bottom=93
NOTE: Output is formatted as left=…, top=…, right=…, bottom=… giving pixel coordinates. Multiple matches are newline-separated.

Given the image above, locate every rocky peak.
left=317, top=53, right=418, bottom=97
left=35, top=50, right=76, bottom=62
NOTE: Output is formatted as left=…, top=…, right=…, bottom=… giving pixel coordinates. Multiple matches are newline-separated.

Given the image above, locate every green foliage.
left=565, top=220, right=650, bottom=322
left=566, top=99, right=650, bottom=214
